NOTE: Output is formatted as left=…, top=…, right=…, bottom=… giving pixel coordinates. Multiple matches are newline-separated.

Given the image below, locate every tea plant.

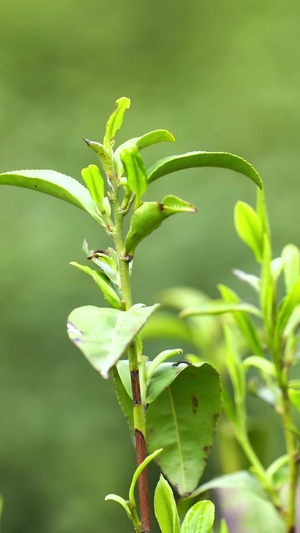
left=0, top=98, right=262, bottom=532
left=147, top=189, right=300, bottom=533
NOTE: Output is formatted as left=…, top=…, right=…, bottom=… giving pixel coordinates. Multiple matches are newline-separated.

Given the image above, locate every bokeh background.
left=1, top=1, right=300, bottom=531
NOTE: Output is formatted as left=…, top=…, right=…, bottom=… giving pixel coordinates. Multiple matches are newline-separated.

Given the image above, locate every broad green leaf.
left=220, top=519, right=229, bottom=533
left=274, top=277, right=300, bottom=350
left=113, top=129, right=175, bottom=177
left=0, top=169, right=103, bottom=224
left=104, top=96, right=130, bottom=150
left=146, top=363, right=221, bottom=496
left=70, top=262, right=121, bottom=309
left=121, top=146, right=148, bottom=208
left=233, top=269, right=261, bottom=293
left=104, top=494, right=133, bottom=520
left=81, top=165, right=105, bottom=211
left=180, top=300, right=262, bottom=319
left=234, top=201, right=264, bottom=262
left=190, top=471, right=268, bottom=500
left=218, top=284, right=264, bottom=357
left=242, top=356, right=275, bottom=377
left=181, top=500, right=215, bottom=533
left=83, top=140, right=114, bottom=178
left=67, top=303, right=159, bottom=378
left=154, top=475, right=180, bottom=533
left=124, top=196, right=196, bottom=257
left=282, top=244, right=300, bottom=294
left=260, top=234, right=273, bottom=343
left=147, top=151, right=263, bottom=189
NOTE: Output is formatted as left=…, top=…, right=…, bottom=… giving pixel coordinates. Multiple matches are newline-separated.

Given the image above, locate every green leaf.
left=70, top=262, right=121, bottom=309
left=146, top=349, right=183, bottom=381
left=260, top=234, right=273, bottom=342
left=121, top=146, right=148, bottom=208
left=81, top=164, right=105, bottom=211
left=283, top=304, right=300, bottom=338
left=190, top=471, right=268, bottom=500
left=0, top=169, right=103, bottom=224
left=220, top=519, right=230, bottom=533
left=266, top=455, right=289, bottom=480
left=154, top=475, right=180, bottom=533
left=86, top=249, right=119, bottom=285
left=104, top=97, right=131, bottom=150
left=181, top=500, right=215, bottom=533
left=112, top=366, right=134, bottom=431
left=104, top=494, right=133, bottom=520
left=67, top=303, right=159, bottom=378
left=288, top=388, right=300, bottom=413
left=83, top=140, right=114, bottom=178
left=256, top=187, right=270, bottom=239
left=124, top=196, right=196, bottom=257
left=146, top=363, right=221, bottom=495
left=113, top=129, right=175, bottom=177
left=217, top=284, right=263, bottom=357
left=221, top=387, right=237, bottom=425
left=242, top=356, right=275, bottom=377
left=274, top=277, right=300, bottom=349
left=180, top=300, right=262, bottom=319
left=141, top=311, right=193, bottom=345
left=223, top=324, right=245, bottom=406
left=282, top=244, right=300, bottom=294
left=147, top=151, right=263, bottom=189
left=234, top=201, right=264, bottom=262
left=129, top=449, right=163, bottom=507
left=233, top=269, right=261, bottom=293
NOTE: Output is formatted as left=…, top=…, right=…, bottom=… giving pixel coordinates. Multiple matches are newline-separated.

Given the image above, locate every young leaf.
left=154, top=475, right=180, bottom=533
left=282, top=244, right=300, bottom=294
left=124, top=196, right=196, bottom=257
left=83, top=140, right=114, bottom=178
left=113, top=129, right=175, bottom=177
left=233, top=269, right=261, bottom=293
left=104, top=494, right=133, bottom=520
left=234, top=201, right=264, bottom=262
left=147, top=151, right=263, bottom=189
left=180, top=300, right=262, bottom=319
left=288, top=388, right=300, bottom=413
left=104, top=97, right=130, bottom=150
left=274, top=277, right=300, bottom=349
left=217, top=284, right=263, bottom=357
left=260, top=234, right=274, bottom=343
left=180, top=500, right=215, bottom=533
left=0, top=169, right=103, bottom=224
left=67, top=303, right=159, bottom=378
left=121, top=146, right=148, bottom=208
left=86, top=251, right=119, bottom=285
left=70, top=262, right=121, bottom=309
left=129, top=449, right=163, bottom=508
left=146, top=349, right=183, bottom=381
left=283, top=304, right=300, bottom=338
left=81, top=165, right=105, bottom=211
left=146, top=363, right=221, bottom=495
left=223, top=324, right=246, bottom=407
left=242, top=356, right=275, bottom=377
left=220, top=519, right=230, bottom=533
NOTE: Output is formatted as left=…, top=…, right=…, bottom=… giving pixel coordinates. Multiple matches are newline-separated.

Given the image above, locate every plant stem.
left=112, top=192, right=151, bottom=533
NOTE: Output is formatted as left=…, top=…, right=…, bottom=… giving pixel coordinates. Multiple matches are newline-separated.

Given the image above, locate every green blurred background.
left=1, top=1, right=300, bottom=531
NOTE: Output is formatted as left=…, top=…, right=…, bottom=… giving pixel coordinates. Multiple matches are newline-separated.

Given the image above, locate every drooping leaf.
left=70, top=262, right=121, bottom=309
left=129, top=449, right=163, bottom=507
left=83, top=140, right=114, bottom=178
left=217, top=284, right=263, bottom=357
left=189, top=471, right=268, bottom=500
left=113, top=129, right=175, bottom=177
left=146, top=363, right=221, bottom=496
left=147, top=151, right=263, bottom=189
left=154, top=475, right=180, bottom=533
left=0, top=169, right=103, bottom=224
left=81, top=164, right=105, bottom=211
left=67, top=304, right=159, bottom=378
left=282, top=244, right=300, bottom=294
left=180, top=300, right=262, bottom=319
left=232, top=269, right=261, bottom=293
left=104, top=494, right=133, bottom=520
left=234, top=201, right=264, bottom=262
left=104, top=97, right=131, bottom=150
left=242, top=356, right=275, bottom=377
left=124, top=196, right=196, bottom=257
left=121, top=146, right=148, bottom=208
left=180, top=500, right=215, bottom=533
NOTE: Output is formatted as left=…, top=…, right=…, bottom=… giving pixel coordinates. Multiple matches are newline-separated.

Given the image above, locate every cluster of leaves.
left=0, top=98, right=264, bottom=532
left=146, top=187, right=300, bottom=531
